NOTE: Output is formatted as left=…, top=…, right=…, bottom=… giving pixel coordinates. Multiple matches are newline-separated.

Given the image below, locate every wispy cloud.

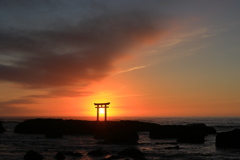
left=113, top=65, right=149, bottom=75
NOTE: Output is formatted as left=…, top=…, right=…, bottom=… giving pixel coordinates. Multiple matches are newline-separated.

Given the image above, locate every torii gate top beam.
left=94, top=102, right=110, bottom=105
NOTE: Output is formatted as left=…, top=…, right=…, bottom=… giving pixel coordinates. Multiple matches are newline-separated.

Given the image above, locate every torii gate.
left=94, top=102, right=110, bottom=121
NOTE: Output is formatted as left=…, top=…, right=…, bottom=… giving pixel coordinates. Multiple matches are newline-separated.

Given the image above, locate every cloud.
left=0, top=1, right=169, bottom=113
left=0, top=12, right=165, bottom=89
left=0, top=98, right=37, bottom=115
left=114, top=65, right=149, bottom=75
left=26, top=88, right=92, bottom=98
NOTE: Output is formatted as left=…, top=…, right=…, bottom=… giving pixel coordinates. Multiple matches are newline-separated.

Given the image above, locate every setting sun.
left=99, top=108, right=105, bottom=114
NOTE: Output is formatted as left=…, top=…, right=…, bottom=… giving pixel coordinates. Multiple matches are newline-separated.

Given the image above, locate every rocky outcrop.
left=64, top=151, right=82, bottom=157
left=118, top=148, right=146, bottom=160
left=216, top=129, right=240, bottom=148
left=14, top=119, right=159, bottom=135
left=55, top=152, right=65, bottom=160
left=0, top=121, right=6, bottom=133
left=23, top=150, right=44, bottom=160
left=14, top=119, right=216, bottom=145
left=45, top=132, right=63, bottom=138
left=87, top=148, right=109, bottom=157
left=102, top=128, right=139, bottom=144
left=177, top=131, right=205, bottom=143
left=149, top=123, right=216, bottom=140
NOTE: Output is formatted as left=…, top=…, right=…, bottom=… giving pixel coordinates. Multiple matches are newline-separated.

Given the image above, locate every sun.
left=99, top=108, right=105, bottom=114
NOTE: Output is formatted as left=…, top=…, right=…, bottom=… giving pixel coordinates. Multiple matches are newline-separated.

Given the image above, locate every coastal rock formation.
left=150, top=123, right=216, bottom=140
left=14, top=118, right=216, bottom=145
left=118, top=148, right=146, bottom=160
left=103, top=128, right=139, bottom=144
left=45, top=132, right=63, bottom=138
left=216, top=129, right=240, bottom=148
left=55, top=152, right=65, bottom=160
left=64, top=151, right=82, bottom=157
left=177, top=131, right=205, bottom=143
left=87, top=148, right=109, bottom=157
left=0, top=121, right=6, bottom=133
left=23, top=150, right=44, bottom=160
left=14, top=119, right=159, bottom=135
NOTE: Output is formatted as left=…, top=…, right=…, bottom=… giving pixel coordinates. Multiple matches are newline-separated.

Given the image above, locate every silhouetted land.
left=14, top=118, right=216, bottom=144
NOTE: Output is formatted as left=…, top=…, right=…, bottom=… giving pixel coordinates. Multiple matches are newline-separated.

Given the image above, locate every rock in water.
left=55, top=152, right=65, bottom=160
left=87, top=149, right=109, bottom=157
left=104, top=129, right=139, bottom=144
left=45, top=132, right=63, bottom=138
left=216, top=129, right=240, bottom=148
left=23, top=150, right=44, bottom=160
left=150, top=123, right=216, bottom=139
left=177, top=131, right=205, bottom=144
left=0, top=121, right=6, bottom=133
left=64, top=151, right=82, bottom=157
left=118, top=148, right=146, bottom=159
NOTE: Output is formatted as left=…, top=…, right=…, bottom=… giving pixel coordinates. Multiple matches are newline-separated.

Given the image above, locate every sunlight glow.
left=99, top=108, right=105, bottom=114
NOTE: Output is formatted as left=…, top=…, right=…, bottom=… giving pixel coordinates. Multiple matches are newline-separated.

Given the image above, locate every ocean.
left=1, top=117, right=240, bottom=160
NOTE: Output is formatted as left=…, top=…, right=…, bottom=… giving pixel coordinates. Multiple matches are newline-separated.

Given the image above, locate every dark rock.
left=0, top=121, right=6, bottom=133
left=150, top=123, right=215, bottom=139
left=102, top=155, right=125, bottom=160
left=55, top=152, right=65, bottom=160
left=216, top=129, right=240, bottom=148
left=164, top=145, right=180, bottom=150
left=14, top=119, right=160, bottom=135
left=23, top=150, right=44, bottom=160
left=118, top=148, right=146, bottom=159
left=15, top=119, right=64, bottom=134
left=103, top=129, right=139, bottom=144
left=87, top=149, right=109, bottom=157
left=64, top=151, right=82, bottom=157
left=45, top=133, right=63, bottom=138
left=177, top=131, right=205, bottom=144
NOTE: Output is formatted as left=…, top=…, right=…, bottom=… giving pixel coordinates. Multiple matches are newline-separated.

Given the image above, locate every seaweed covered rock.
left=216, top=129, right=240, bottom=148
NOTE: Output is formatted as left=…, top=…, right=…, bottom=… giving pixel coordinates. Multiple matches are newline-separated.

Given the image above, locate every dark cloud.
left=0, top=0, right=174, bottom=116
left=0, top=11, right=165, bottom=89
left=0, top=1, right=168, bottom=113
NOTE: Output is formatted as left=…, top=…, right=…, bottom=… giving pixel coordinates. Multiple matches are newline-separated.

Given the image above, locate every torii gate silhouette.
left=94, top=102, right=110, bottom=121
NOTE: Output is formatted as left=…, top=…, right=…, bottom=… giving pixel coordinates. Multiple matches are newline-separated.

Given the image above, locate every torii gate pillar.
left=94, top=102, right=110, bottom=121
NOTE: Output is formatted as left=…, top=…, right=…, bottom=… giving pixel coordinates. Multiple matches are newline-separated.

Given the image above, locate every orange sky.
left=0, top=1, right=240, bottom=118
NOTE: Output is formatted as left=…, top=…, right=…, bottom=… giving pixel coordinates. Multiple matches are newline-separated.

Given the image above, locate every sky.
left=0, top=0, right=240, bottom=118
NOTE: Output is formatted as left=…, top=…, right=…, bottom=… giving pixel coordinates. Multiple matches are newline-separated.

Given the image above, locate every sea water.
left=1, top=117, right=240, bottom=160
